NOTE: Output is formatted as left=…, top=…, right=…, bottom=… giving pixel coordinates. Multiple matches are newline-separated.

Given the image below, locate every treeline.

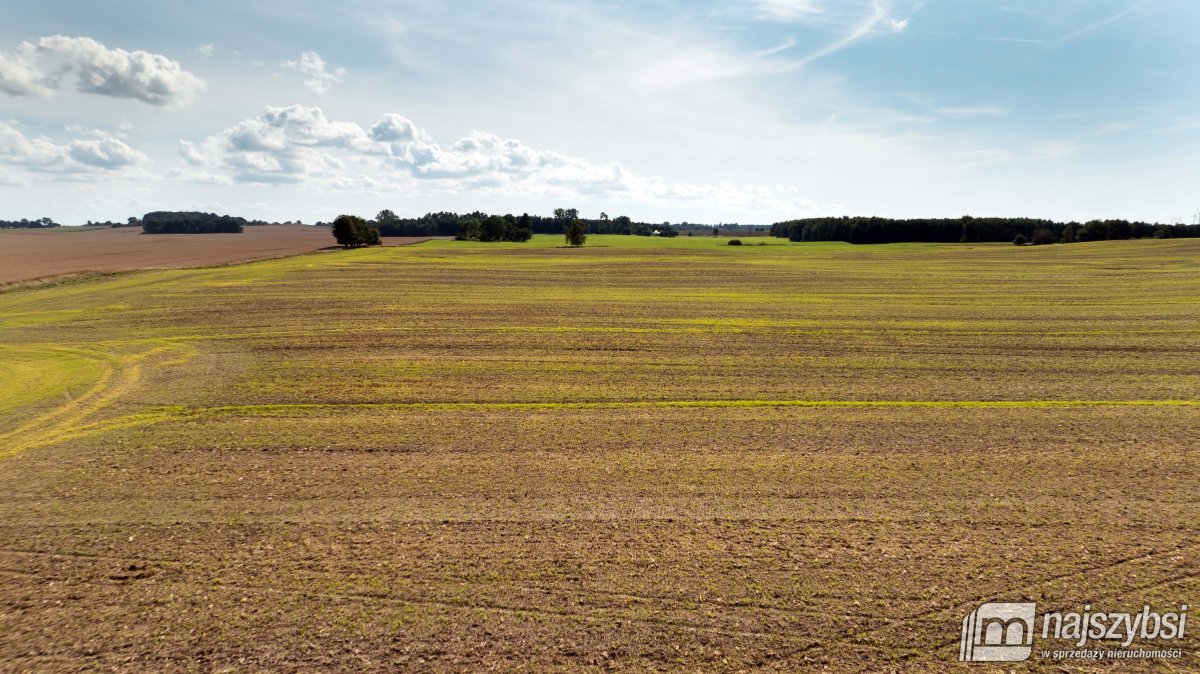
left=0, top=217, right=60, bottom=229
left=770, top=216, right=1200, bottom=245
left=142, top=211, right=246, bottom=234
left=317, top=208, right=678, bottom=239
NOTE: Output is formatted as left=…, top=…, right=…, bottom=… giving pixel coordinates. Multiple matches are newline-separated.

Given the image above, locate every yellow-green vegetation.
left=1, top=235, right=1198, bottom=671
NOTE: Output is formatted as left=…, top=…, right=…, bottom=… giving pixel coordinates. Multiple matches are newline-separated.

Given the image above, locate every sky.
left=0, top=0, right=1197, bottom=225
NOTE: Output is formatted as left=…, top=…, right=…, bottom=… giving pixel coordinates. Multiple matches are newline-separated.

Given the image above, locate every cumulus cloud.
left=176, top=104, right=818, bottom=214
left=0, top=36, right=204, bottom=106
left=281, top=51, right=345, bottom=95
left=180, top=104, right=368, bottom=183
left=0, top=122, right=149, bottom=174
left=68, top=137, right=150, bottom=169
left=0, top=43, right=50, bottom=96
left=37, top=36, right=205, bottom=106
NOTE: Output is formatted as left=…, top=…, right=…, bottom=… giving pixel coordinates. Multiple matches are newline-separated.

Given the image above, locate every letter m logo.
left=959, top=602, right=1036, bottom=662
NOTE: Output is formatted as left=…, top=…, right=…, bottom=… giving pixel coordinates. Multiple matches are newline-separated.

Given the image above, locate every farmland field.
left=0, top=225, right=441, bottom=286
left=0, top=235, right=1197, bottom=672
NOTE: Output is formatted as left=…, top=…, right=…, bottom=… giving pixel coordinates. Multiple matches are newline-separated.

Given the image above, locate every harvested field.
left=0, top=235, right=1197, bottom=671
left=0, top=225, right=439, bottom=285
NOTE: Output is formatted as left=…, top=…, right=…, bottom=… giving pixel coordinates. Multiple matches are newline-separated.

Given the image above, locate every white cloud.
left=180, top=104, right=369, bottom=183
left=0, top=42, right=50, bottom=97
left=35, top=36, right=205, bottom=106
left=0, top=122, right=148, bottom=174
left=195, top=43, right=215, bottom=57
left=750, top=0, right=827, bottom=22
left=1054, top=2, right=1145, bottom=44
left=68, top=137, right=150, bottom=169
left=936, top=106, right=1009, bottom=118
left=789, top=1, right=901, bottom=67
left=176, top=104, right=819, bottom=214
left=281, top=51, right=345, bottom=95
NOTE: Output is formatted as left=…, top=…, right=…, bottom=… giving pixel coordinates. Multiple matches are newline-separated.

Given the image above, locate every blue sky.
left=0, top=0, right=1196, bottom=224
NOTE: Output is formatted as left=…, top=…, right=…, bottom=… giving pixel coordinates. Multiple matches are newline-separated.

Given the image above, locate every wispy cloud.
left=1054, top=2, right=1145, bottom=44
left=935, top=106, right=1009, bottom=118
left=749, top=0, right=827, bottom=23
left=788, top=0, right=908, bottom=69
left=753, top=36, right=797, bottom=57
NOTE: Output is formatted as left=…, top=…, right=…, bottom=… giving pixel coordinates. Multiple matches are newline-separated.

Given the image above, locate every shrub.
left=1012, top=234, right=1028, bottom=246
left=727, top=239, right=743, bottom=246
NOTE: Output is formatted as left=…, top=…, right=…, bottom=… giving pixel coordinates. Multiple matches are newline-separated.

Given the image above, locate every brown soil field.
left=0, top=225, right=439, bottom=285
left=0, top=236, right=1196, bottom=672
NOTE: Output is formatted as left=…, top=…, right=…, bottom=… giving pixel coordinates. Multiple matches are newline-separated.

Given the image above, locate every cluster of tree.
left=457, top=214, right=533, bottom=242
left=331, top=214, right=381, bottom=247
left=770, top=216, right=1200, bottom=245
left=318, top=209, right=677, bottom=239
left=142, top=211, right=245, bottom=234
left=0, top=217, right=60, bottom=228
left=551, top=210, right=678, bottom=237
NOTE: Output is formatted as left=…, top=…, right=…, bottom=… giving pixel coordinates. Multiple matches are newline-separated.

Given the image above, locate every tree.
left=1012, top=234, right=1028, bottom=246
left=375, top=209, right=401, bottom=230
left=457, top=218, right=482, bottom=241
left=565, top=219, right=587, bottom=247
left=1031, top=229, right=1056, bottom=245
left=142, top=211, right=244, bottom=234
left=332, top=214, right=380, bottom=248
left=599, top=212, right=609, bottom=221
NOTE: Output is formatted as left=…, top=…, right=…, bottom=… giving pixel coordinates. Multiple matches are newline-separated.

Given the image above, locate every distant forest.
left=142, top=211, right=246, bottom=234
left=316, top=209, right=679, bottom=239
left=0, top=217, right=60, bottom=229
left=770, top=216, right=1200, bottom=245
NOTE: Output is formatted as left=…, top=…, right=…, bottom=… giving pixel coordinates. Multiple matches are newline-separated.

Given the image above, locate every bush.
left=1012, top=234, right=1028, bottom=246
left=727, top=239, right=743, bottom=246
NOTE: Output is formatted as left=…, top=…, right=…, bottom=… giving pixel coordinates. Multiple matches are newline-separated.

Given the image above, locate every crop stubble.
left=0, top=236, right=1197, bottom=671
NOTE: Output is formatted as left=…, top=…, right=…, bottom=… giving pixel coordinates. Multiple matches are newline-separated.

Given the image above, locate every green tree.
left=1031, top=229, right=1056, bottom=245
left=375, top=209, right=401, bottom=229
left=565, top=219, right=587, bottom=247
left=332, top=214, right=380, bottom=248
left=457, top=218, right=483, bottom=241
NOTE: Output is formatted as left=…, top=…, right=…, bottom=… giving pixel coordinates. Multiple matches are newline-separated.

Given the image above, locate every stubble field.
left=0, top=235, right=1197, bottom=672
left=0, top=224, right=440, bottom=286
